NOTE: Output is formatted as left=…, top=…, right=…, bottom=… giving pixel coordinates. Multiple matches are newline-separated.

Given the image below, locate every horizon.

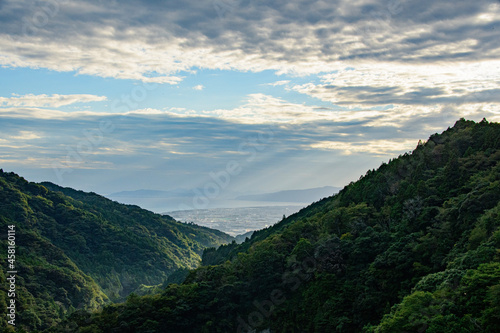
left=0, top=120, right=491, bottom=214
left=1, top=0, right=499, bottom=211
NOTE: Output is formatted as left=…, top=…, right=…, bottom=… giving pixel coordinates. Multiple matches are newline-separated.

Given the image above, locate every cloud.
left=7, top=131, right=41, bottom=140
left=193, top=84, right=205, bottom=90
left=1, top=91, right=497, bottom=133
left=0, top=92, right=469, bottom=161
left=290, top=61, right=500, bottom=108
left=0, top=0, right=498, bottom=82
left=310, top=139, right=418, bottom=156
left=161, top=93, right=385, bottom=125
left=0, top=94, right=107, bottom=108
left=266, top=80, right=290, bottom=87
left=1, top=94, right=497, bottom=199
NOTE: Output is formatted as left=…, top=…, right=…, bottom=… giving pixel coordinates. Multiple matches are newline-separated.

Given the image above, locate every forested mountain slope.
left=0, top=173, right=232, bottom=332
left=51, top=119, right=500, bottom=333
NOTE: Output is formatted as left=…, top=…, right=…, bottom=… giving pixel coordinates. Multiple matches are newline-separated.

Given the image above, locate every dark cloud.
left=1, top=0, right=498, bottom=79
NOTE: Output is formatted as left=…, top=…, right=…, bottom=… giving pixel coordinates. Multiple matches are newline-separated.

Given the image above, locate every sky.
left=0, top=0, right=499, bottom=211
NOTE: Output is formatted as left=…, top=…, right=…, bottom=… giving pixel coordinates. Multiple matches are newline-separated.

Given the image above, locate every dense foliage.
left=0, top=174, right=233, bottom=331
left=46, top=119, right=500, bottom=333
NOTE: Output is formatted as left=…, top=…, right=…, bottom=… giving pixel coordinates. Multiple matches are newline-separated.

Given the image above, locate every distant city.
left=108, top=186, right=341, bottom=237
left=166, top=205, right=304, bottom=236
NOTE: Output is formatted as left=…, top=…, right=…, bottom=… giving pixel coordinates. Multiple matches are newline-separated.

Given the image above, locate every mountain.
left=0, top=173, right=233, bottom=331
left=108, top=189, right=193, bottom=198
left=107, top=187, right=341, bottom=213
left=236, top=186, right=341, bottom=203
left=235, top=231, right=255, bottom=244
left=106, top=189, right=196, bottom=213
left=53, top=119, right=500, bottom=332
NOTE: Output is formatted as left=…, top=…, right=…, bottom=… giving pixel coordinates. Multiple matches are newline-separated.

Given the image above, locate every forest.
left=1, top=118, right=500, bottom=332
left=0, top=174, right=232, bottom=331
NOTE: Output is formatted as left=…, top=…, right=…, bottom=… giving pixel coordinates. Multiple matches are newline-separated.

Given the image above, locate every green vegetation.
left=2, top=118, right=500, bottom=332
left=0, top=173, right=233, bottom=331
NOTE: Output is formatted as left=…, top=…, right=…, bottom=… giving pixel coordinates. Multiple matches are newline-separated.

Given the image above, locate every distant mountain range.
left=109, top=186, right=341, bottom=203
left=108, top=188, right=193, bottom=198
left=236, top=186, right=341, bottom=203
left=107, top=186, right=342, bottom=212
left=106, top=188, right=207, bottom=212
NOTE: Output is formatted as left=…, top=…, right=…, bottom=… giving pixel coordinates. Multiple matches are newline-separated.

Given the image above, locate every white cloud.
left=193, top=85, right=205, bottom=90
left=8, top=131, right=42, bottom=140
left=0, top=94, right=107, bottom=108
left=2, top=92, right=497, bottom=131
left=0, top=107, right=77, bottom=120
left=182, top=93, right=367, bottom=124
left=266, top=80, right=290, bottom=87
left=290, top=61, right=500, bottom=108
left=310, top=139, right=418, bottom=156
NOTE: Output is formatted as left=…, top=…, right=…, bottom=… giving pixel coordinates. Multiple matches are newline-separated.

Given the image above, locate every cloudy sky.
left=0, top=0, right=499, bottom=211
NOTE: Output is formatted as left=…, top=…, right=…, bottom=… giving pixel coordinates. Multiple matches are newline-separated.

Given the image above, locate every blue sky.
left=0, top=0, right=499, bottom=211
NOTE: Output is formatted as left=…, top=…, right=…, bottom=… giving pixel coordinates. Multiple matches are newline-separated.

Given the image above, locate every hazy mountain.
left=105, top=189, right=195, bottom=212
left=58, top=119, right=500, bottom=332
left=236, top=186, right=342, bottom=203
left=235, top=230, right=255, bottom=244
left=108, top=189, right=193, bottom=198
left=107, top=187, right=341, bottom=213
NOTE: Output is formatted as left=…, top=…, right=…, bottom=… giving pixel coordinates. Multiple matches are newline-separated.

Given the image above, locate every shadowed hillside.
left=49, top=119, right=500, bottom=332
left=0, top=173, right=232, bottom=331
